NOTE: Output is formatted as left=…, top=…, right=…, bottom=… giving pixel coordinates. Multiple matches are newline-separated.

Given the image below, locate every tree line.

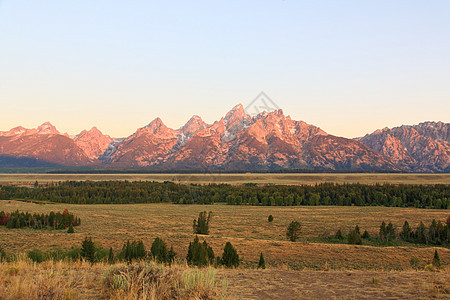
left=1, top=236, right=240, bottom=269
left=330, top=216, right=450, bottom=246
left=0, top=209, right=80, bottom=230
left=0, top=180, right=448, bottom=208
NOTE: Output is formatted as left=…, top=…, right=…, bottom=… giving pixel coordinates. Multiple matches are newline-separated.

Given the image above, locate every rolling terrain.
left=0, top=201, right=449, bottom=299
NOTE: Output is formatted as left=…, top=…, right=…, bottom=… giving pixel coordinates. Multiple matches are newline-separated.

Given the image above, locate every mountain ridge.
left=0, top=107, right=448, bottom=172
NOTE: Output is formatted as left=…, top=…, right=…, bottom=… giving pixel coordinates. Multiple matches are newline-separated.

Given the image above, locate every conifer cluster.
left=0, top=209, right=80, bottom=230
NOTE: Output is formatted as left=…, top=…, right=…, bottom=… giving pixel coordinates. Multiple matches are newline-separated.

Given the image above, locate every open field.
left=1, top=201, right=449, bottom=270
left=1, top=201, right=450, bottom=298
left=1, top=259, right=448, bottom=299
left=1, top=173, right=450, bottom=186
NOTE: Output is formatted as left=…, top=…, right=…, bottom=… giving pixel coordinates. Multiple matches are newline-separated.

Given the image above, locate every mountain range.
left=0, top=104, right=448, bottom=172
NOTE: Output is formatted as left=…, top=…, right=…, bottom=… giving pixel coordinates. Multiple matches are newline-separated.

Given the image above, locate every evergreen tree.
left=386, top=222, right=396, bottom=241
left=150, top=237, right=168, bottom=263
left=400, top=221, right=412, bottom=242
left=268, top=215, right=274, bottom=222
left=108, top=247, right=114, bottom=264
left=348, top=226, right=362, bottom=245
left=286, top=221, right=302, bottom=242
left=258, top=252, right=265, bottom=269
left=428, top=219, right=438, bottom=244
left=193, top=211, right=212, bottom=235
left=221, top=242, right=239, bottom=268
left=335, top=229, right=344, bottom=240
left=379, top=221, right=387, bottom=241
left=415, top=222, right=427, bottom=244
left=81, top=237, right=95, bottom=263
left=186, top=236, right=214, bottom=267
left=67, top=224, right=74, bottom=233
left=168, top=246, right=176, bottom=264
left=362, top=230, right=370, bottom=239
left=432, top=249, right=441, bottom=267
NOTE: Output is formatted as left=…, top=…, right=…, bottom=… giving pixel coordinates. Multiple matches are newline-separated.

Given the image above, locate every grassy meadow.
left=1, top=173, right=449, bottom=299
left=1, top=173, right=449, bottom=186
left=1, top=200, right=449, bottom=271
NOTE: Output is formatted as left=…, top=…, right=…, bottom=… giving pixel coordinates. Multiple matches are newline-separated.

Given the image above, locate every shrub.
left=425, top=263, right=434, bottom=271
left=27, top=249, right=45, bottom=263
left=0, top=246, right=6, bottom=262
left=193, top=211, right=212, bottom=235
left=268, top=215, right=274, bottom=222
left=102, top=262, right=165, bottom=295
left=66, top=247, right=81, bottom=261
left=67, top=224, right=74, bottom=233
left=221, top=242, right=239, bottom=268
left=286, top=221, right=301, bottom=242
left=258, top=252, right=265, bottom=269
left=409, top=257, right=421, bottom=269
left=186, top=236, right=214, bottom=267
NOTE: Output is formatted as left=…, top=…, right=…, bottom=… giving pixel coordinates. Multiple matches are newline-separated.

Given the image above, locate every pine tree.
left=386, top=222, right=396, bottom=241
left=151, top=237, right=168, bottom=263
left=193, top=211, right=212, bottom=235
left=268, top=215, right=274, bottom=222
left=221, top=242, right=239, bottom=268
left=335, top=229, right=344, bottom=240
left=286, top=221, right=301, bottom=242
left=432, top=249, right=441, bottom=267
left=348, top=226, right=362, bottom=245
left=400, top=221, right=412, bottom=242
left=186, top=236, right=214, bottom=267
left=81, top=237, right=95, bottom=263
left=108, top=247, right=114, bottom=264
left=168, top=246, right=176, bottom=264
left=362, top=230, right=370, bottom=239
left=258, top=252, right=265, bottom=269
left=379, top=221, right=387, bottom=241
left=67, top=224, right=74, bottom=233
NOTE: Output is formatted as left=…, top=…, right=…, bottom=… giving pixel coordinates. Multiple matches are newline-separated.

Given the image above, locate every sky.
left=0, top=1, right=449, bottom=138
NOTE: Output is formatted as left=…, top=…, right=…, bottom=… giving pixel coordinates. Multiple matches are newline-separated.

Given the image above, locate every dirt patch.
left=219, top=269, right=450, bottom=299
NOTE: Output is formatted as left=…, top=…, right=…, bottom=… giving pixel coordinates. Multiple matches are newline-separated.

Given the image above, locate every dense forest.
left=0, top=181, right=448, bottom=208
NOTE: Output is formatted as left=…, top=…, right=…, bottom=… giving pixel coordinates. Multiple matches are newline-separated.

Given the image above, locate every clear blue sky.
left=1, top=0, right=449, bottom=138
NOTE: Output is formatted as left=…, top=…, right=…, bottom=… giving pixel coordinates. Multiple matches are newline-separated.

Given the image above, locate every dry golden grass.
left=218, top=268, right=450, bottom=299
left=0, top=258, right=226, bottom=300
left=0, top=201, right=449, bottom=271
left=0, top=258, right=448, bottom=299
left=1, top=173, right=449, bottom=185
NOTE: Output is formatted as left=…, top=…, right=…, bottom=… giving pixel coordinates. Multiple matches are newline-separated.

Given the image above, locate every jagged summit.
left=0, top=107, right=448, bottom=172
left=178, top=115, right=207, bottom=136
left=36, top=122, right=60, bottom=135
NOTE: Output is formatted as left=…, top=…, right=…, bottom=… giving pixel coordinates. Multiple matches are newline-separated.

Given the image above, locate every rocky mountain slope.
left=101, top=104, right=397, bottom=171
left=74, top=127, right=113, bottom=160
left=0, top=107, right=448, bottom=172
left=357, top=122, right=450, bottom=172
left=0, top=123, right=111, bottom=166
